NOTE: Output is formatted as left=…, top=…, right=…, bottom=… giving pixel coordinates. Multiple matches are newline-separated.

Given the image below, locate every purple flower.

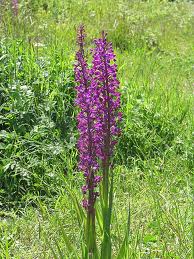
left=75, top=27, right=121, bottom=212
left=75, top=26, right=101, bottom=211
left=12, top=0, right=18, bottom=16
left=82, top=199, right=89, bottom=209
left=74, top=26, right=122, bottom=256
left=81, top=185, right=88, bottom=194
left=91, top=31, right=121, bottom=165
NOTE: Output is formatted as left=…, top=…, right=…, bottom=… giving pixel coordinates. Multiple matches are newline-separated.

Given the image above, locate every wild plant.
left=74, top=25, right=122, bottom=258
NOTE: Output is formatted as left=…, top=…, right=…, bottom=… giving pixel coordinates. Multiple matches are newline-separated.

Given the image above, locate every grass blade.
left=117, top=201, right=130, bottom=259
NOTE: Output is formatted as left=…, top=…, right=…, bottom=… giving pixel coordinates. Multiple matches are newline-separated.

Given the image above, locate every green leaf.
left=44, top=235, right=58, bottom=259
left=62, top=176, right=86, bottom=227
left=53, top=237, right=65, bottom=259
left=117, top=202, right=130, bottom=259
left=58, top=218, right=80, bottom=258
left=96, top=203, right=103, bottom=236
left=143, top=234, right=157, bottom=243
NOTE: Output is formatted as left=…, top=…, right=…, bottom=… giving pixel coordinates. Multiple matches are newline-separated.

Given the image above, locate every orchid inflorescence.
left=75, top=25, right=121, bottom=211
left=74, top=25, right=121, bottom=256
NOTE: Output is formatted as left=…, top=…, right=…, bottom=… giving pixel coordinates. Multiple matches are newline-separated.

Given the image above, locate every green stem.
left=101, top=163, right=111, bottom=259
left=86, top=207, right=97, bottom=258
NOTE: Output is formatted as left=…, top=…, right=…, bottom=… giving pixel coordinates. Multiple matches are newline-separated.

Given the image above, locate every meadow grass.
left=0, top=0, right=193, bottom=258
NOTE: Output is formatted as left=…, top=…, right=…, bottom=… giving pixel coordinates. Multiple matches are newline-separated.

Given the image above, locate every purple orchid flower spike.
left=74, top=26, right=121, bottom=257
left=74, top=25, right=101, bottom=212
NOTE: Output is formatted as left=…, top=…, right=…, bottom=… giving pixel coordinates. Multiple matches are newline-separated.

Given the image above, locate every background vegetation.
left=0, top=0, right=193, bottom=258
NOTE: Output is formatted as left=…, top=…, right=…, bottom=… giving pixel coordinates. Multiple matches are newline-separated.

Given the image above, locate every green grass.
left=0, top=0, right=193, bottom=258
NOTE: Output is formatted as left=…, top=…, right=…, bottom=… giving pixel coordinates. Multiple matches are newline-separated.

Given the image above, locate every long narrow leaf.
left=58, top=218, right=80, bottom=258
left=62, top=176, right=86, bottom=226
left=53, top=237, right=65, bottom=259
left=96, top=202, right=103, bottom=235
left=108, top=170, right=114, bottom=227
left=117, top=202, right=130, bottom=259
left=44, top=235, right=58, bottom=259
